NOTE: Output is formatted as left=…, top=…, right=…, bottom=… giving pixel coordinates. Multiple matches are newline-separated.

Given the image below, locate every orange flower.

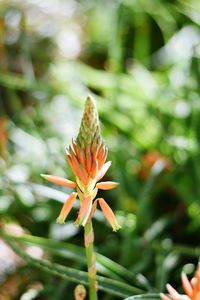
left=160, top=265, right=200, bottom=300
left=0, top=117, right=8, bottom=158
left=138, top=150, right=172, bottom=180
left=41, top=96, right=121, bottom=231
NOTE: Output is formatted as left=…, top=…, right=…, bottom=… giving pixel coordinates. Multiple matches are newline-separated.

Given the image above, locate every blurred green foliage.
left=0, top=0, right=200, bottom=299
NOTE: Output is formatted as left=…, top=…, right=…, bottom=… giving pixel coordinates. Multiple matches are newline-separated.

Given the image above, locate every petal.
left=191, top=277, right=198, bottom=289
left=96, top=142, right=104, bottom=160
left=85, top=145, right=92, bottom=172
left=72, top=139, right=79, bottom=157
left=90, top=199, right=98, bottom=218
left=166, top=284, right=182, bottom=299
left=41, top=174, right=76, bottom=188
left=195, top=265, right=200, bottom=278
left=160, top=293, right=171, bottom=300
left=77, top=164, right=89, bottom=185
left=98, top=198, right=121, bottom=231
left=91, top=139, right=101, bottom=158
left=181, top=272, right=193, bottom=298
left=97, top=145, right=108, bottom=170
left=96, top=181, right=119, bottom=190
left=78, top=148, right=86, bottom=166
left=96, top=161, right=111, bottom=182
left=90, top=159, right=98, bottom=179
left=66, top=153, right=79, bottom=178
left=69, top=148, right=80, bottom=171
left=75, top=195, right=93, bottom=227
left=56, top=192, right=77, bottom=224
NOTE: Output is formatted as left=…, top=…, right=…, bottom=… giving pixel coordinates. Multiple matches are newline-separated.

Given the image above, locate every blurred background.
left=0, top=0, right=200, bottom=299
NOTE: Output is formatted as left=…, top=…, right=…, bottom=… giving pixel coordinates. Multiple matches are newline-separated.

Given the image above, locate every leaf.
left=150, top=242, right=200, bottom=257
left=5, top=239, right=143, bottom=298
left=0, top=72, right=50, bottom=92
left=0, top=231, right=144, bottom=287
left=124, top=294, right=161, bottom=300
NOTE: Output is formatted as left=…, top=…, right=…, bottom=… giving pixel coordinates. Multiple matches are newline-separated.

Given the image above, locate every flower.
left=138, top=150, right=171, bottom=180
left=41, top=95, right=121, bottom=231
left=74, top=284, right=86, bottom=300
left=160, top=264, right=200, bottom=300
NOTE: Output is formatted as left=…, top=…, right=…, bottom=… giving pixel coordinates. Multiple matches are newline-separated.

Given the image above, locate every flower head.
left=41, top=95, right=121, bottom=231
left=160, top=264, right=200, bottom=300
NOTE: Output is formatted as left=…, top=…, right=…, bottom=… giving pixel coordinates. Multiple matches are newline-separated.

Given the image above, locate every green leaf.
left=150, top=242, right=200, bottom=257
left=124, top=294, right=161, bottom=300
left=0, top=231, right=144, bottom=287
left=5, top=239, right=143, bottom=298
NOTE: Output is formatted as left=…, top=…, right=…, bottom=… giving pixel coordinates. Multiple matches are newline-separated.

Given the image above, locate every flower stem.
left=84, top=219, right=98, bottom=300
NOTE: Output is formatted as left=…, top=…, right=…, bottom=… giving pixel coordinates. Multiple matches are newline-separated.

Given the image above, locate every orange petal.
left=69, top=145, right=76, bottom=157
left=96, top=181, right=119, bottom=190
left=66, top=153, right=79, bottom=178
left=181, top=272, right=193, bottom=298
left=77, top=164, right=88, bottom=185
left=91, top=139, right=100, bottom=158
left=90, top=199, right=98, bottom=219
left=97, top=145, right=108, bottom=170
left=56, top=192, right=77, bottom=224
left=72, top=139, right=79, bottom=157
left=100, top=146, right=108, bottom=170
left=96, top=161, right=111, bottom=182
left=96, top=142, right=103, bottom=159
left=85, top=145, right=92, bottom=172
left=75, top=195, right=93, bottom=226
left=78, top=148, right=86, bottom=166
left=41, top=174, right=76, bottom=188
left=69, top=146, right=80, bottom=166
left=90, top=159, right=98, bottom=179
left=98, top=198, right=121, bottom=231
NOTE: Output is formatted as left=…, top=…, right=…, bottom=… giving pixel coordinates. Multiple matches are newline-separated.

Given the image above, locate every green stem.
left=84, top=219, right=98, bottom=300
